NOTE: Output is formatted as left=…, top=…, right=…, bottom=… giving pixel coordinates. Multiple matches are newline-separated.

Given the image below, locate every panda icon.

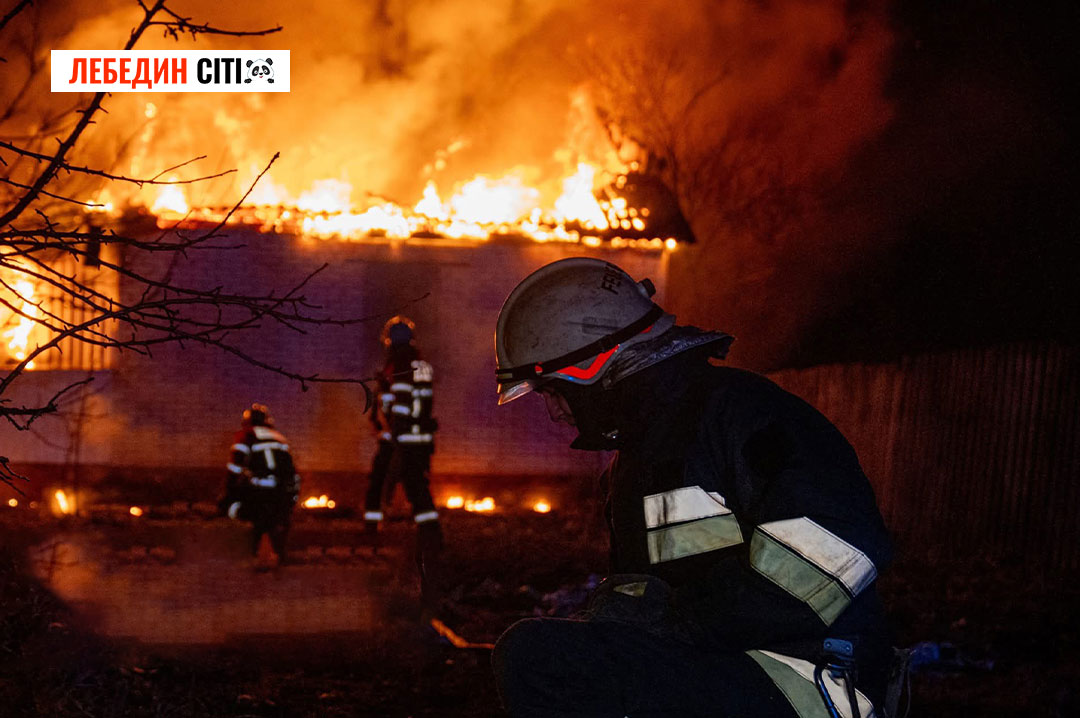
left=245, top=58, right=274, bottom=84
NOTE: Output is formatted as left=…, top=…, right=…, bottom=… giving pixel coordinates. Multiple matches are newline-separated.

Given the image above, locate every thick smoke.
left=13, top=0, right=995, bottom=371
left=1, top=0, right=894, bottom=214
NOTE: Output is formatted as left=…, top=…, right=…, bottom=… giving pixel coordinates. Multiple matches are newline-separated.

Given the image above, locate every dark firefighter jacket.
left=226, top=425, right=301, bottom=499
left=371, top=352, right=436, bottom=447
left=602, top=356, right=894, bottom=700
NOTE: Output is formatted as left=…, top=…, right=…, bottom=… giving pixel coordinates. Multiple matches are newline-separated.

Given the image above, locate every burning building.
left=1, top=0, right=726, bottom=508
left=3, top=0, right=1076, bottom=574
left=1, top=171, right=683, bottom=508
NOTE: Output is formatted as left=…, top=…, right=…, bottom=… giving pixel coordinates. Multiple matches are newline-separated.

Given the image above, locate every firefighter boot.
left=364, top=518, right=380, bottom=555
left=255, top=533, right=278, bottom=572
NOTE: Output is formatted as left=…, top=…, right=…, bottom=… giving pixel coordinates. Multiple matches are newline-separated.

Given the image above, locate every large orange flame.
left=1, top=277, right=41, bottom=369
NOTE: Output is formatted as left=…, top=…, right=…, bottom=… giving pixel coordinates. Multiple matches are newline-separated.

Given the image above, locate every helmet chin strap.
left=557, top=337, right=725, bottom=451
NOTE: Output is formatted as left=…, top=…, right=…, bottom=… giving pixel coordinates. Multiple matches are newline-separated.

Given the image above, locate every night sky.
left=795, top=1, right=1078, bottom=366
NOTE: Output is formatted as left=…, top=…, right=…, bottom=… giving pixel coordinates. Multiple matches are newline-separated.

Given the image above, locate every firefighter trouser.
left=494, top=617, right=848, bottom=718
left=247, top=490, right=293, bottom=558
left=364, top=440, right=437, bottom=521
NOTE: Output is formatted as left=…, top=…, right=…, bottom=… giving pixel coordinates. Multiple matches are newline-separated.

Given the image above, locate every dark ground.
left=2, top=503, right=1078, bottom=717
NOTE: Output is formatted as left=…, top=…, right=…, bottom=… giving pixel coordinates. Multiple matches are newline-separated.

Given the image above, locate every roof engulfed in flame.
left=144, top=160, right=679, bottom=251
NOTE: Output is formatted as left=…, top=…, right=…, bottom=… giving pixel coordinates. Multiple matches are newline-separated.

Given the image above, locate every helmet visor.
left=497, top=379, right=536, bottom=405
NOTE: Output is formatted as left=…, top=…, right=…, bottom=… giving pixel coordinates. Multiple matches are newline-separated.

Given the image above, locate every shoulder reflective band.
left=496, top=304, right=664, bottom=383
left=750, top=517, right=877, bottom=626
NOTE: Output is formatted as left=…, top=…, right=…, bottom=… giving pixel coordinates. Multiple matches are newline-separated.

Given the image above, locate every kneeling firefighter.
left=221, top=403, right=301, bottom=569
left=491, top=258, right=895, bottom=718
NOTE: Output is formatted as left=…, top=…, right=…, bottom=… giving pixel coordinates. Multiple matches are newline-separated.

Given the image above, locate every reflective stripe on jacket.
left=374, top=358, right=435, bottom=445
left=605, top=364, right=893, bottom=706
left=227, top=425, right=301, bottom=494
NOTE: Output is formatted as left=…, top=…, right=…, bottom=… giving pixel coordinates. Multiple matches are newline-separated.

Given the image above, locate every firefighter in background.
left=222, top=403, right=301, bottom=569
left=491, top=258, right=894, bottom=718
left=364, top=317, right=442, bottom=590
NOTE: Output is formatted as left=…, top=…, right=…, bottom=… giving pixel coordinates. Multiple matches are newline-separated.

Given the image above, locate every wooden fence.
left=769, top=341, right=1079, bottom=575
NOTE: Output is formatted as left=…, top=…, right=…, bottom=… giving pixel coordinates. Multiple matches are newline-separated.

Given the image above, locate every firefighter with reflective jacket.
left=221, top=403, right=300, bottom=569
left=492, top=258, right=895, bottom=718
left=364, top=317, right=442, bottom=588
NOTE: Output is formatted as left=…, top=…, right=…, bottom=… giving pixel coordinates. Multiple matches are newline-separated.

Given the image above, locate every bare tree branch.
left=145, top=1, right=282, bottom=39
left=0, top=0, right=32, bottom=39
left=0, top=141, right=237, bottom=186
left=0, top=2, right=373, bottom=491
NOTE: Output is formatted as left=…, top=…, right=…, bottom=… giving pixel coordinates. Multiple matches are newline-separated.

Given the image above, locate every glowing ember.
left=302, top=494, right=336, bottom=509
left=6, top=499, right=16, bottom=508
left=54, top=489, right=75, bottom=515
left=532, top=501, right=552, bottom=514
left=129, top=506, right=144, bottom=517
left=445, top=496, right=465, bottom=509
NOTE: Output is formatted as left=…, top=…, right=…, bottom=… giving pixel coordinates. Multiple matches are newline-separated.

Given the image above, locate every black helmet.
left=242, top=403, right=273, bottom=427
left=381, top=315, right=416, bottom=349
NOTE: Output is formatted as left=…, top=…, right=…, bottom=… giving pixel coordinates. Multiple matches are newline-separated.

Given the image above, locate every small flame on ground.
left=445, top=495, right=496, bottom=512
left=6, top=498, right=16, bottom=508
left=302, top=494, right=336, bottom=509
left=466, top=497, right=495, bottom=513
left=129, top=506, right=143, bottom=517
left=532, top=500, right=551, bottom=514
left=54, top=489, right=74, bottom=515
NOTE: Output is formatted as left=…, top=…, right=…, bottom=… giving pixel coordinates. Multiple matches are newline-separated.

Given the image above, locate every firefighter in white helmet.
left=363, top=316, right=442, bottom=600
left=221, top=403, right=301, bottom=570
left=491, top=258, right=894, bottom=718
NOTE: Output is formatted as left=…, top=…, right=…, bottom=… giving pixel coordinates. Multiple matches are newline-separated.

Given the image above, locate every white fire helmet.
left=495, top=258, right=674, bottom=405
